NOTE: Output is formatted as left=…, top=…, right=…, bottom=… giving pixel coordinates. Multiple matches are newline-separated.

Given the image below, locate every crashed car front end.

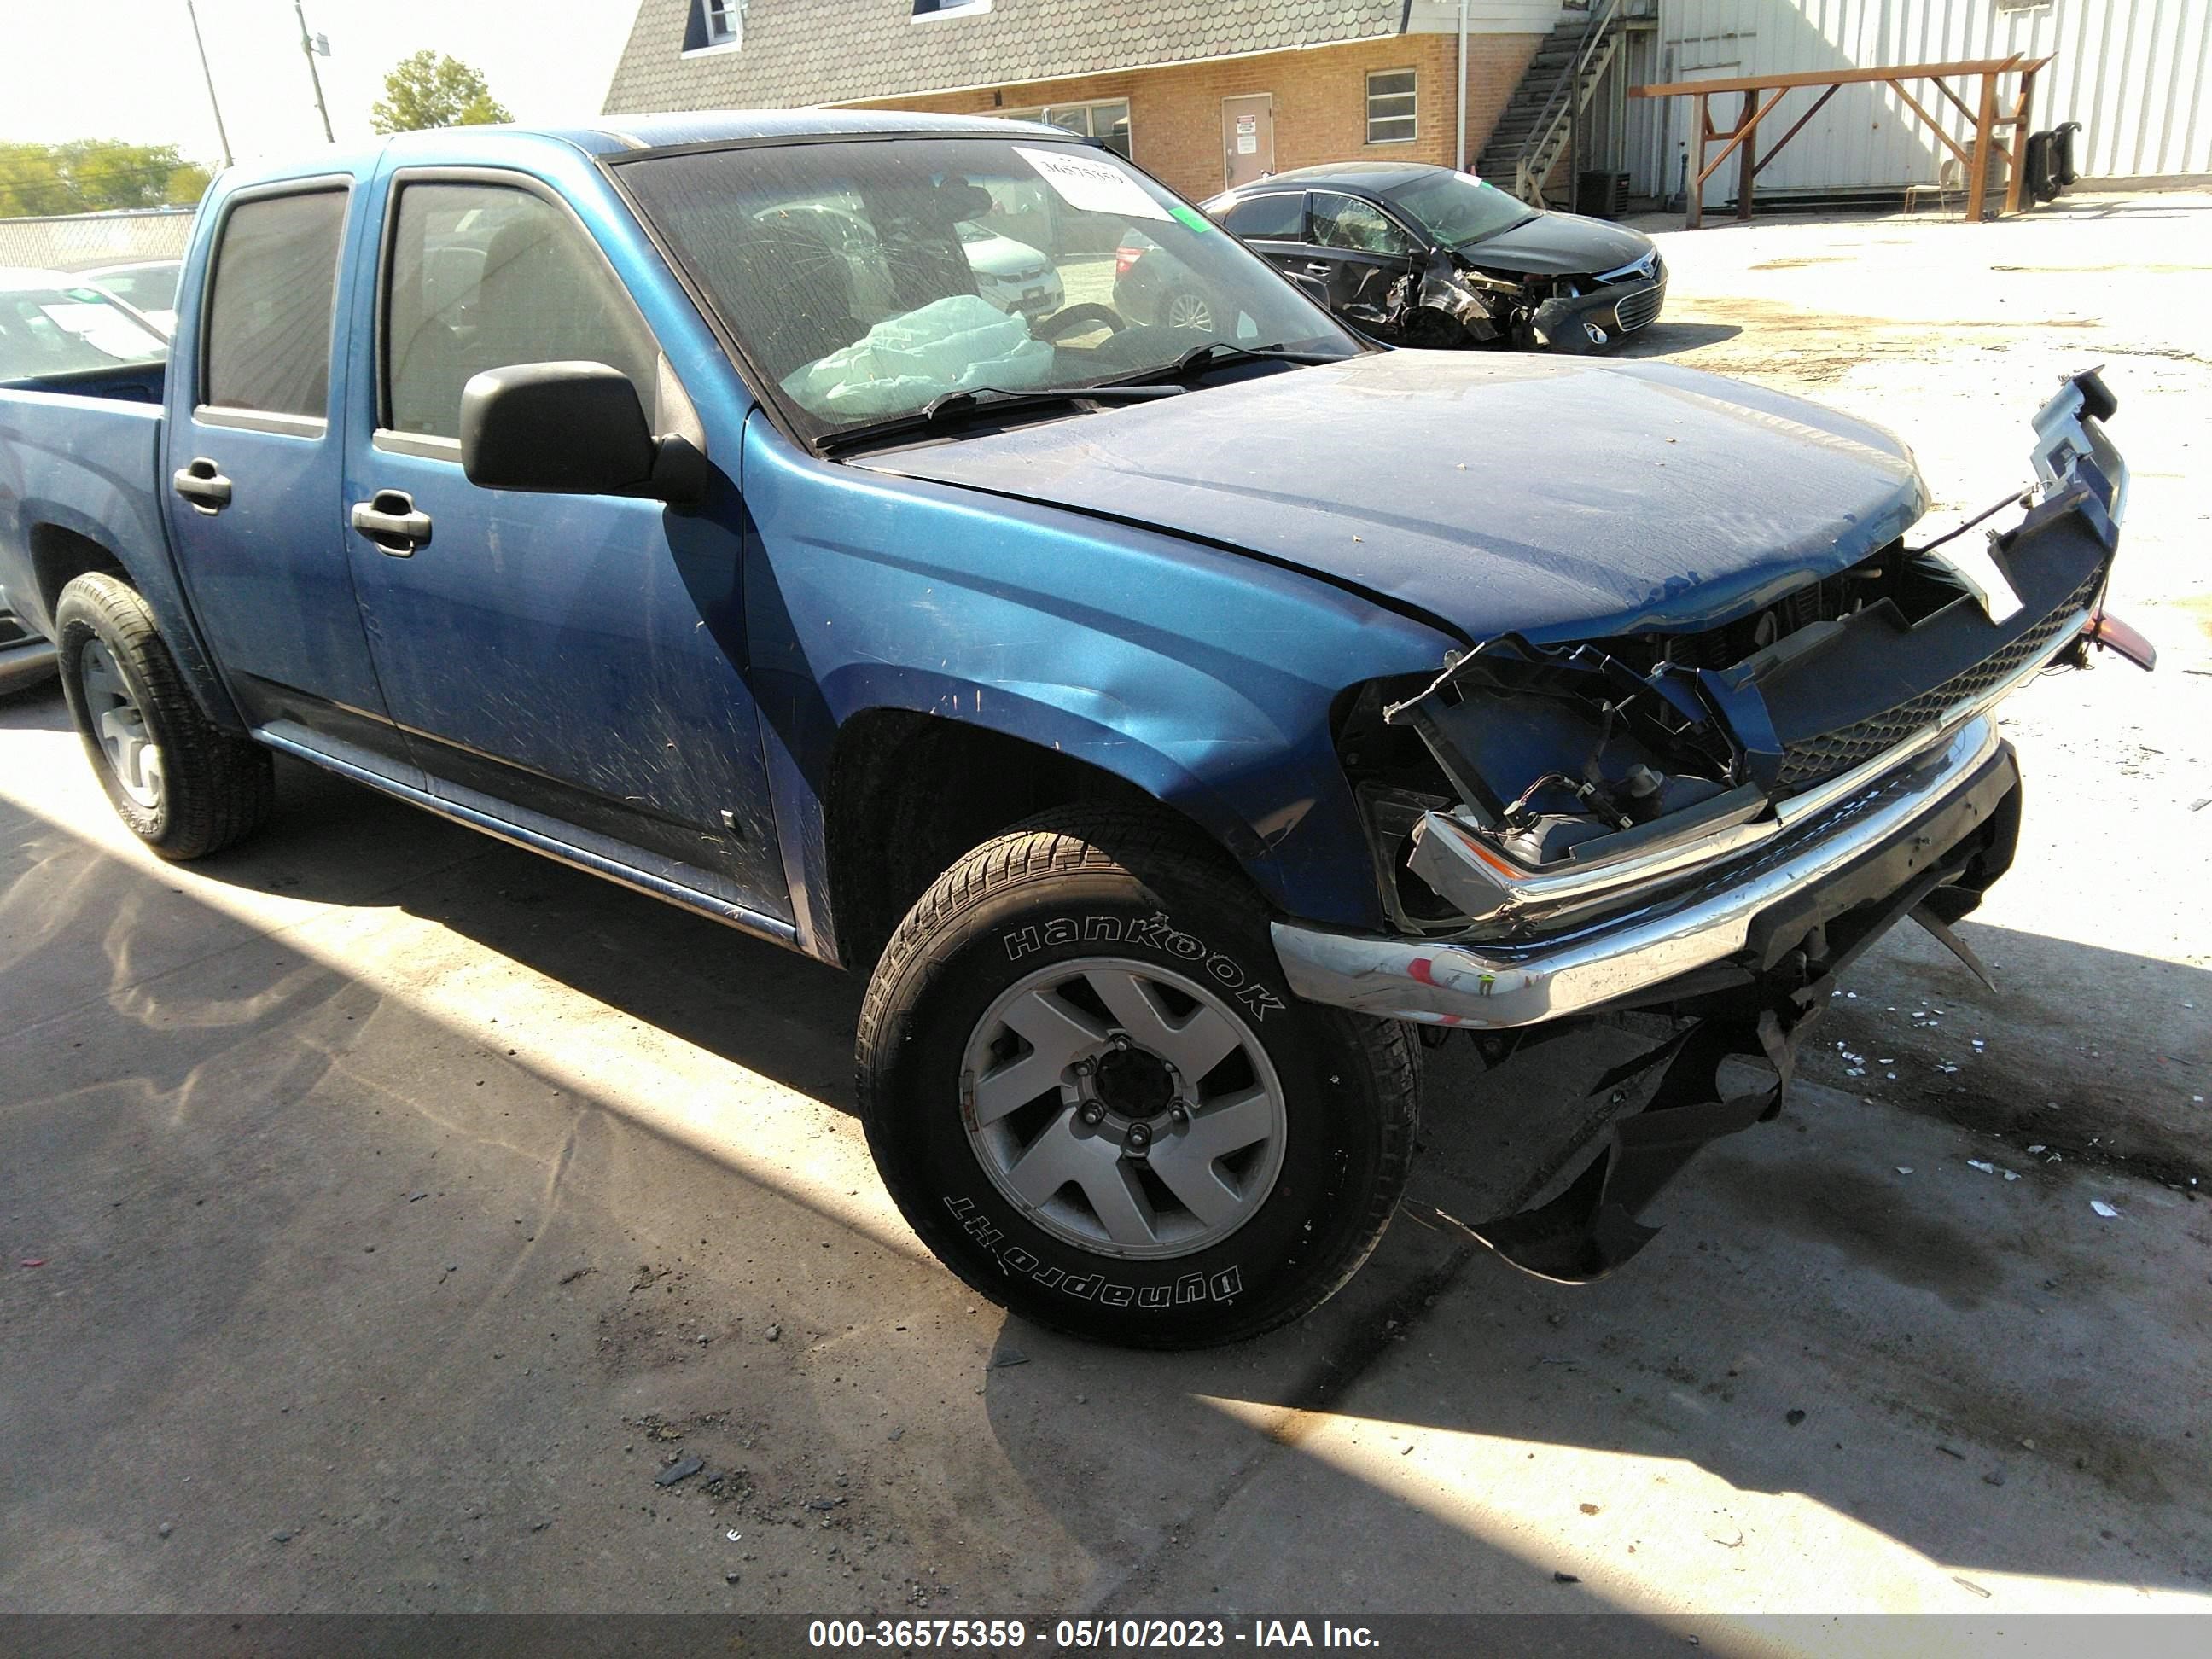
left=1274, top=369, right=2134, bottom=1279
left=1362, top=247, right=1668, bottom=353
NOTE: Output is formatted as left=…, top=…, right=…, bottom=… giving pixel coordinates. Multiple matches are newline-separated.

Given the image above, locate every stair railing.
left=1511, top=0, right=1627, bottom=202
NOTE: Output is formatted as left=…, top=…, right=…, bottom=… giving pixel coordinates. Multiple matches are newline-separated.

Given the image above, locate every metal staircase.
left=1476, top=1, right=1631, bottom=207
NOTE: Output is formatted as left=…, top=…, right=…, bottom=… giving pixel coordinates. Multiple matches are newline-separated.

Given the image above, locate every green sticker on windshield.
left=1169, top=203, right=1214, bottom=234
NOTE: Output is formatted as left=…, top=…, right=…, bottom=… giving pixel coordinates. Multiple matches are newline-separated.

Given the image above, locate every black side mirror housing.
left=460, top=361, right=662, bottom=497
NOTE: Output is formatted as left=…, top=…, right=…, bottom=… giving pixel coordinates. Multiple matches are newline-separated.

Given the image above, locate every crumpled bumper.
left=1528, top=275, right=1668, bottom=351
left=1272, top=713, right=2020, bottom=1027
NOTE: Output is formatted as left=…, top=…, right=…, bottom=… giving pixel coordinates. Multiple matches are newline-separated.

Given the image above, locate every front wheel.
left=856, top=806, right=1418, bottom=1348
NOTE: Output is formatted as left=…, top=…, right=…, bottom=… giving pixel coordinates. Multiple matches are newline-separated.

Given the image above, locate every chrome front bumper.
left=1273, top=715, right=2012, bottom=1028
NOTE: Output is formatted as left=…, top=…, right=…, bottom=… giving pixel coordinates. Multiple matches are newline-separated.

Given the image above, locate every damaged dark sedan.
left=1201, top=161, right=1665, bottom=352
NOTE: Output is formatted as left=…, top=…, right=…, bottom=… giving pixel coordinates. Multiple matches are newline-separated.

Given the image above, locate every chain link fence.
left=0, top=207, right=197, bottom=274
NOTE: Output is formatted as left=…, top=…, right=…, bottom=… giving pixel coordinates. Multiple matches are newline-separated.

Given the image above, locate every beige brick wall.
left=852, top=34, right=1545, bottom=202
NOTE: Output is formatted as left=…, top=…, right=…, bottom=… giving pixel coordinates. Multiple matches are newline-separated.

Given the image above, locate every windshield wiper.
left=1127, top=341, right=1350, bottom=387
left=818, top=382, right=1184, bottom=455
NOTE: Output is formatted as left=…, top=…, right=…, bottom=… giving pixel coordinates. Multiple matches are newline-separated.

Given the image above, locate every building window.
left=1365, top=69, right=1417, bottom=145
left=1000, top=98, right=1132, bottom=160
left=684, top=0, right=742, bottom=53
left=913, top=1, right=992, bottom=17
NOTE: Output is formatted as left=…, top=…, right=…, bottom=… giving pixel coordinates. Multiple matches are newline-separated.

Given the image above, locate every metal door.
left=1222, top=95, right=1276, bottom=190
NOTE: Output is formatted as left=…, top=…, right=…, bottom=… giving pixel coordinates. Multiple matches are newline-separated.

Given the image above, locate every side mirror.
left=460, top=361, right=661, bottom=497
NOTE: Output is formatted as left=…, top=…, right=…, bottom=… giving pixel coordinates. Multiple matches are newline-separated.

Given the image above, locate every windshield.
left=97, top=265, right=181, bottom=313
left=0, top=284, right=169, bottom=383
left=1382, top=171, right=1535, bottom=250
left=620, top=136, right=1356, bottom=441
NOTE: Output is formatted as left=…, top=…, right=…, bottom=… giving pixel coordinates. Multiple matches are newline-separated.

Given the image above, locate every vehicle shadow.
left=1619, top=321, right=1743, bottom=358
left=7, top=682, right=2208, bottom=1612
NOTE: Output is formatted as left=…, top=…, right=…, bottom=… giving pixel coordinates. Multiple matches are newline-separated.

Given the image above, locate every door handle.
left=172, top=457, right=232, bottom=515
left=350, top=488, right=433, bottom=556
left=1303, top=261, right=1335, bottom=274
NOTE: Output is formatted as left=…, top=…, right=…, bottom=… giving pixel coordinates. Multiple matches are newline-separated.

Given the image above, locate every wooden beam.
left=1930, top=76, right=1981, bottom=129
left=1752, top=83, right=1841, bottom=179
left=1884, top=76, right=1976, bottom=169
left=1632, top=54, right=2045, bottom=100
left=2005, top=66, right=2039, bottom=214
left=1693, top=84, right=1791, bottom=189
left=1689, top=91, right=1707, bottom=229
left=1965, top=67, right=2000, bottom=223
left=1738, top=87, right=1760, bottom=220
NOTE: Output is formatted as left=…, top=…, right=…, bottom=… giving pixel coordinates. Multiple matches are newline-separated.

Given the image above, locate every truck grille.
left=1613, top=285, right=1662, bottom=332
left=1773, top=574, right=2098, bottom=790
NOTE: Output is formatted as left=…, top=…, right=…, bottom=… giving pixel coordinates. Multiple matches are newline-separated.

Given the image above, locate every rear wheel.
left=856, top=806, right=1418, bottom=1348
left=1159, top=288, right=1216, bottom=333
left=54, top=572, right=273, bottom=859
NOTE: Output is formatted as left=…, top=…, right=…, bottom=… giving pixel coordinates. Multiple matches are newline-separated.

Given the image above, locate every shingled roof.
left=603, top=1, right=1413, bottom=114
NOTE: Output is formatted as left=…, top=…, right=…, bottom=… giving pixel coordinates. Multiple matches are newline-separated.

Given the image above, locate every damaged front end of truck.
left=1278, top=368, right=2140, bottom=1284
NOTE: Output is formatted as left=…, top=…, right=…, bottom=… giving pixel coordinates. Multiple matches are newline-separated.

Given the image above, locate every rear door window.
left=201, top=189, right=348, bottom=422
left=1220, top=193, right=1305, bottom=242
left=381, top=181, right=661, bottom=443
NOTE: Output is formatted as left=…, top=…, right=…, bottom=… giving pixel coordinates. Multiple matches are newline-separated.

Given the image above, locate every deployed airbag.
left=782, top=294, right=1055, bottom=418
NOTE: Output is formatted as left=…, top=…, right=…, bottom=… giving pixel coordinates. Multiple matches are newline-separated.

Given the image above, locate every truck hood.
left=856, top=352, right=1925, bottom=643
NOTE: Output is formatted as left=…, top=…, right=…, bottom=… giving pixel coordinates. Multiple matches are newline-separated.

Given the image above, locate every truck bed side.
left=0, top=377, right=236, bottom=725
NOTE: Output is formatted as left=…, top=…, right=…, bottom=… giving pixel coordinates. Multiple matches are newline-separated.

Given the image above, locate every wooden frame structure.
left=1630, top=54, right=2054, bottom=228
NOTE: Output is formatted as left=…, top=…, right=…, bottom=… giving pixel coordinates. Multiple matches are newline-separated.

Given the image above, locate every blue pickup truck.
left=0, top=113, right=2135, bottom=1347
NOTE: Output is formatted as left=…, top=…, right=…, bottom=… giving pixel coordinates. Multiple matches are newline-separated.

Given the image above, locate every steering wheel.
left=1031, top=302, right=1128, bottom=342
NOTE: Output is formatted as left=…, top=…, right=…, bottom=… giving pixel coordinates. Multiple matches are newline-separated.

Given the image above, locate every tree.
left=370, top=51, right=513, bottom=135
left=0, top=140, right=209, bottom=218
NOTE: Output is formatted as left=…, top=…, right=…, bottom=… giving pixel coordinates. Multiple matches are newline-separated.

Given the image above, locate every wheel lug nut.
left=1078, top=1103, right=1104, bottom=1126
left=1110, top=1032, right=1132, bottom=1050
left=1169, top=1103, right=1190, bottom=1123
left=1126, top=1123, right=1152, bottom=1151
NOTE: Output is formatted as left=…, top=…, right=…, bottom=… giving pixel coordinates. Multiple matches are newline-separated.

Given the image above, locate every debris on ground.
left=1553, top=1570, right=1581, bottom=1583
left=654, top=1455, right=704, bottom=1487
left=1968, top=1160, right=1996, bottom=1174
left=2092, top=1200, right=2121, bottom=1218
left=1786, top=1409, right=1807, bottom=1426
left=765, top=1324, right=781, bottom=1342
left=987, top=1349, right=1029, bottom=1370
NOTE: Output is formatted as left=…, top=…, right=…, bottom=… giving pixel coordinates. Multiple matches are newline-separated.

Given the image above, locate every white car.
left=0, top=266, right=170, bottom=384
left=957, top=220, right=1064, bottom=317
left=82, top=259, right=182, bottom=335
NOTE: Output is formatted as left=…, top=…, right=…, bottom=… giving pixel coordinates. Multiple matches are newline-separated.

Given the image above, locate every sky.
left=3, top=1, right=641, bottom=164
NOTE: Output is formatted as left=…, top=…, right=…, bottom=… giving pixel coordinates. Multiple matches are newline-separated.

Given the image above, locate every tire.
left=1158, top=288, right=1216, bottom=333
left=857, top=805, right=1418, bottom=1348
left=54, top=571, right=273, bottom=860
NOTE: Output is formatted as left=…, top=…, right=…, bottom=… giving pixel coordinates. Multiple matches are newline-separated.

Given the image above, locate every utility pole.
left=1455, top=0, right=1470, bottom=172
left=295, top=1, right=335, bottom=143
left=185, top=1, right=233, bottom=168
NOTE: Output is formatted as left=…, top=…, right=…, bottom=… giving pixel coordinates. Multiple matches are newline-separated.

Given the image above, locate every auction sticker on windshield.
left=1014, top=146, right=1171, bottom=222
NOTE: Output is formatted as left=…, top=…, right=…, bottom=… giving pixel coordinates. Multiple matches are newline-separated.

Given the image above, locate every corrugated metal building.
left=1610, top=0, right=2212, bottom=207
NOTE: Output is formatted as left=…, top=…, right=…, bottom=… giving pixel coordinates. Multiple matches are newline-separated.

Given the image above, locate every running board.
left=253, top=723, right=799, bottom=949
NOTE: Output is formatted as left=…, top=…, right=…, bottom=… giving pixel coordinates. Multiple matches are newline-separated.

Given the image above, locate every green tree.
left=370, top=50, right=513, bottom=134
left=0, top=140, right=209, bottom=218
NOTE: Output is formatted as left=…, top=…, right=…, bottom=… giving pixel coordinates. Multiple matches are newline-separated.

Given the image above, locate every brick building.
left=603, top=1, right=1575, bottom=204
